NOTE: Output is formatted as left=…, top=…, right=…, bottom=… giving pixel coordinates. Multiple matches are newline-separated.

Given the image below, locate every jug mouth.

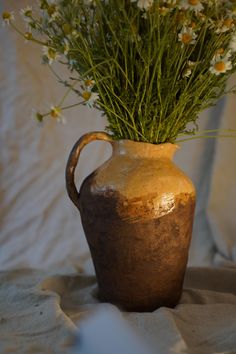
left=111, top=140, right=179, bottom=159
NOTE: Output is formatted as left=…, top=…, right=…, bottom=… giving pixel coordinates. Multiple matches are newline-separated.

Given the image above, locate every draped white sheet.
left=0, top=267, right=236, bottom=354
left=1, top=1, right=236, bottom=353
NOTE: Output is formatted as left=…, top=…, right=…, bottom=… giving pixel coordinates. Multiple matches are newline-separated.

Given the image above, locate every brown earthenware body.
left=66, top=134, right=196, bottom=312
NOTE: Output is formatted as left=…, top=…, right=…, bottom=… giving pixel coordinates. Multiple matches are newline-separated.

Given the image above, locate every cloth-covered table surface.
left=0, top=266, right=236, bottom=354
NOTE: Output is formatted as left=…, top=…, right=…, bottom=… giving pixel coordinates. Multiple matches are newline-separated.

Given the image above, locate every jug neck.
left=111, top=140, right=179, bottom=160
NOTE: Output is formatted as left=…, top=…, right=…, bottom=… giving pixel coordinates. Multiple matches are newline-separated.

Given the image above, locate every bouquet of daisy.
left=2, top=0, right=236, bottom=143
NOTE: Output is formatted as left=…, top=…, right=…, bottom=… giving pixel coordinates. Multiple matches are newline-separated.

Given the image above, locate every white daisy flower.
left=182, top=60, right=197, bottom=77
left=215, top=18, right=235, bottom=34
left=46, top=3, right=60, bottom=21
left=182, top=60, right=197, bottom=78
left=39, top=1, right=59, bottom=21
left=158, top=7, right=169, bottom=16
left=84, top=77, right=95, bottom=90
left=2, top=11, right=14, bottom=26
left=24, top=31, right=33, bottom=43
left=178, top=26, right=198, bottom=46
left=213, top=50, right=231, bottom=60
left=68, top=30, right=79, bottom=40
left=187, top=60, right=197, bottom=67
left=20, top=6, right=33, bottom=21
left=63, top=39, right=70, bottom=55
left=50, top=105, right=66, bottom=124
left=179, top=0, right=204, bottom=13
left=42, top=46, right=60, bottom=65
left=82, top=91, right=99, bottom=107
left=209, top=55, right=232, bottom=75
left=163, top=0, right=177, bottom=8
left=130, top=0, right=154, bottom=11
left=182, top=68, right=192, bottom=78
left=214, top=48, right=225, bottom=57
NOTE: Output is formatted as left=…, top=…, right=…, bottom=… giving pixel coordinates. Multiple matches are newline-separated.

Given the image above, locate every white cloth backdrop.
left=0, top=1, right=236, bottom=353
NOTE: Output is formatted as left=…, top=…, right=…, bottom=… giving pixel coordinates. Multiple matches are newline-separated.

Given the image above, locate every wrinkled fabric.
left=0, top=268, right=236, bottom=354
left=1, top=0, right=236, bottom=353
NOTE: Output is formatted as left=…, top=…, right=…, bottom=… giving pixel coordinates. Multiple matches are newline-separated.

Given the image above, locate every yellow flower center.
left=215, top=48, right=224, bottom=55
left=47, top=5, right=57, bottom=16
left=50, top=107, right=61, bottom=118
left=82, top=91, right=92, bottom=101
left=190, top=21, right=196, bottom=29
left=188, top=0, right=199, bottom=5
left=48, top=48, right=57, bottom=59
left=181, top=33, right=192, bottom=44
left=84, top=79, right=93, bottom=87
left=214, top=61, right=226, bottom=72
left=223, top=18, right=233, bottom=28
left=198, top=13, right=206, bottom=21
left=2, top=12, right=11, bottom=20
left=159, top=6, right=169, bottom=15
left=24, top=10, right=32, bottom=17
left=177, top=12, right=186, bottom=23
left=24, top=32, right=33, bottom=41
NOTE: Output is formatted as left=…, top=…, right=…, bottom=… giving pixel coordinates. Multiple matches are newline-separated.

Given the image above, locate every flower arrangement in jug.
left=2, top=0, right=236, bottom=143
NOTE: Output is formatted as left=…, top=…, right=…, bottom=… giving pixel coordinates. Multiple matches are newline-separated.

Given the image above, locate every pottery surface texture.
left=66, top=132, right=196, bottom=312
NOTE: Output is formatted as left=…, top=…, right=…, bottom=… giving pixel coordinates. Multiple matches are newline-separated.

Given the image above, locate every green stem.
left=10, top=21, right=47, bottom=46
left=177, top=134, right=236, bottom=143
left=178, top=129, right=236, bottom=137
left=61, top=101, right=85, bottom=111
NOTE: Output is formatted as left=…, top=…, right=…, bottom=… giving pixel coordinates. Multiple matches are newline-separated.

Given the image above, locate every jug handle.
left=66, top=131, right=113, bottom=211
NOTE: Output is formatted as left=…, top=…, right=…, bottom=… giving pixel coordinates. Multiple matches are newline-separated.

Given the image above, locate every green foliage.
left=4, top=0, right=236, bottom=143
